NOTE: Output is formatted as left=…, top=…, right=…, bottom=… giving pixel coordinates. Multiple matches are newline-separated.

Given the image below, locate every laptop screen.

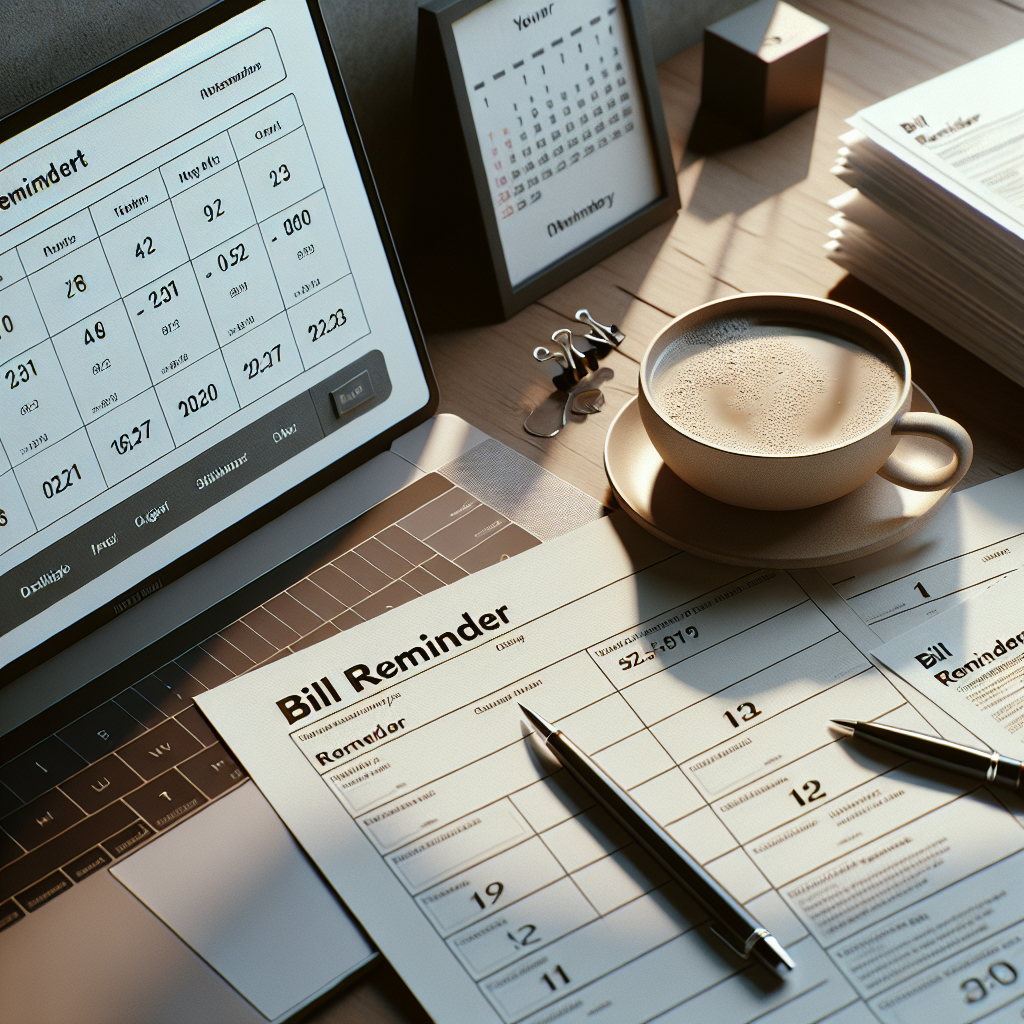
left=0, top=0, right=436, bottom=675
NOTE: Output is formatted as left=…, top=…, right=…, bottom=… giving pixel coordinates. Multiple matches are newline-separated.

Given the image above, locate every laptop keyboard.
left=0, top=471, right=542, bottom=931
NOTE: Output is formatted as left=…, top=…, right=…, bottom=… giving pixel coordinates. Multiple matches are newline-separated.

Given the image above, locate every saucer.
left=604, top=384, right=964, bottom=568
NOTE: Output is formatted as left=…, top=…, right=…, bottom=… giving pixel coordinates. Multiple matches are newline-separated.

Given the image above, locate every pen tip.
left=830, top=719, right=857, bottom=735
left=519, top=704, right=554, bottom=739
left=754, top=935, right=795, bottom=974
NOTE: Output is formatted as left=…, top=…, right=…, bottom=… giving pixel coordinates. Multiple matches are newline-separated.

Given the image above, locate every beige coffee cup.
left=638, top=294, right=973, bottom=511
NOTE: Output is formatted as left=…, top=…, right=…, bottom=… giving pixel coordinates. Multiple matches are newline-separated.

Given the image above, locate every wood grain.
left=307, top=1, right=1024, bottom=1019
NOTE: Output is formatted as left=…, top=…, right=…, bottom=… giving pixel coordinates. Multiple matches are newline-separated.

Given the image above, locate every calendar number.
left=135, top=236, right=156, bottom=259
left=0, top=509, right=7, bottom=527
left=204, top=198, right=224, bottom=222
left=541, top=966, right=570, bottom=991
left=723, top=702, right=762, bottom=728
left=5, top=359, right=37, bottom=388
left=149, top=280, right=179, bottom=309
left=507, top=924, right=540, bottom=949
left=283, top=209, right=311, bottom=235
left=308, top=307, right=346, bottom=342
left=83, top=321, right=106, bottom=345
left=216, top=243, right=248, bottom=271
left=0, top=313, right=13, bottom=338
left=178, top=384, right=218, bottom=417
left=42, top=463, right=81, bottom=498
left=66, top=274, right=87, bottom=298
left=110, top=420, right=151, bottom=455
left=469, top=882, right=504, bottom=910
left=269, top=164, right=290, bottom=187
left=243, top=345, right=282, bottom=379
left=790, top=780, right=826, bottom=807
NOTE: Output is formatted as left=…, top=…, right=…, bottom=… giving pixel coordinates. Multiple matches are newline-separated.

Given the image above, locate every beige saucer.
left=605, top=385, right=962, bottom=568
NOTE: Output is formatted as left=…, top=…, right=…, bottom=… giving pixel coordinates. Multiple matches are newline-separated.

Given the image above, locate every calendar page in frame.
left=451, top=0, right=661, bottom=288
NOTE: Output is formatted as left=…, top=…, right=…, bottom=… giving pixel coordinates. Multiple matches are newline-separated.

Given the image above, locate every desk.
left=318, top=0, right=1024, bottom=1019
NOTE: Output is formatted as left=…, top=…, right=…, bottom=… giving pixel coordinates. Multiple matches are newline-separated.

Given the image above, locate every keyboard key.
left=332, top=609, right=364, bottom=631
left=264, top=592, right=323, bottom=636
left=0, top=801, right=134, bottom=902
left=0, top=783, right=21, bottom=818
left=241, top=605, right=300, bottom=648
left=102, top=819, right=155, bottom=859
left=334, top=550, right=390, bottom=593
left=217, top=619, right=276, bottom=663
left=117, top=720, right=203, bottom=781
left=113, top=686, right=166, bottom=729
left=0, top=736, right=87, bottom=803
left=402, top=566, right=445, bottom=595
left=377, top=525, right=434, bottom=566
left=57, top=700, right=147, bottom=762
left=426, top=505, right=509, bottom=561
left=175, top=647, right=233, bottom=688
left=198, top=633, right=254, bottom=676
left=17, top=870, right=72, bottom=913
left=178, top=743, right=246, bottom=800
left=134, top=663, right=207, bottom=715
left=355, top=537, right=413, bottom=578
left=291, top=621, right=340, bottom=652
left=308, top=564, right=368, bottom=606
left=455, top=523, right=540, bottom=572
left=1, top=831, right=23, bottom=868
left=0, top=899, right=23, bottom=932
left=398, top=486, right=480, bottom=540
left=1, top=789, right=85, bottom=851
left=124, top=769, right=207, bottom=831
left=175, top=706, right=217, bottom=747
left=351, top=579, right=419, bottom=621
left=63, top=846, right=111, bottom=883
left=287, top=578, right=344, bottom=621
left=59, top=753, right=144, bottom=815
left=422, top=554, right=468, bottom=585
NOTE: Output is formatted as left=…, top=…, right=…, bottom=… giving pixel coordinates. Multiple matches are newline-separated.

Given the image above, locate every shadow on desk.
left=682, top=104, right=818, bottom=221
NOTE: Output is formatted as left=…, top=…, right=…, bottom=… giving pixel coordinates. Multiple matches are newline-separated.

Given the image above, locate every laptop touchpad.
left=111, top=781, right=374, bottom=1020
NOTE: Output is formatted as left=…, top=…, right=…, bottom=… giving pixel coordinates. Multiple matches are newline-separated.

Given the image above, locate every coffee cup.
left=638, top=293, right=972, bottom=511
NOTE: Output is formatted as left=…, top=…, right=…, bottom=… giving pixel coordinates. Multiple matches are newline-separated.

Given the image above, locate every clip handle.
left=575, top=308, right=625, bottom=351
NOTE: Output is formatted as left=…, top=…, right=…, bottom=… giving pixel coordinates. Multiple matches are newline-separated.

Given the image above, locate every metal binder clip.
left=533, top=329, right=592, bottom=390
left=575, top=308, right=625, bottom=357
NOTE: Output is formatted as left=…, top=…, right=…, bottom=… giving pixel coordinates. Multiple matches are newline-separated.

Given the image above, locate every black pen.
left=832, top=719, right=1023, bottom=791
left=519, top=704, right=795, bottom=975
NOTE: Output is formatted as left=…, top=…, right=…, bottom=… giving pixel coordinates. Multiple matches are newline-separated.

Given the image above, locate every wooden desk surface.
left=311, top=1, right=1024, bottom=1020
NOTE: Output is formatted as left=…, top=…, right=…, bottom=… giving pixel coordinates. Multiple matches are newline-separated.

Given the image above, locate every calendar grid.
left=0, top=93, right=370, bottom=558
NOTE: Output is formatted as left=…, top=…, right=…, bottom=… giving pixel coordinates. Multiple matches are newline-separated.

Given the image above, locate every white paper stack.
left=825, top=39, right=1024, bottom=385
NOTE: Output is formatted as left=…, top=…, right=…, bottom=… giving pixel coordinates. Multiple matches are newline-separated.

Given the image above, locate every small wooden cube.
left=702, top=0, right=828, bottom=137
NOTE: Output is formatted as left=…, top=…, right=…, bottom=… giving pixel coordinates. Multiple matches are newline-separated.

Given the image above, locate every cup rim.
left=639, top=293, right=913, bottom=460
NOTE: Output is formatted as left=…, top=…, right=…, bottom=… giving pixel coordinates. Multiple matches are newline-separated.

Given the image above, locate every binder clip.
left=533, top=328, right=596, bottom=392
left=575, top=309, right=625, bottom=358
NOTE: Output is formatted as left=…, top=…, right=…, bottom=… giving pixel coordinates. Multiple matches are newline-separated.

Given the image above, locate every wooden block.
left=701, top=0, right=828, bottom=137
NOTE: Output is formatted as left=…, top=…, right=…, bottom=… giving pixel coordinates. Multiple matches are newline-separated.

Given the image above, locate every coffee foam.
left=651, top=319, right=903, bottom=455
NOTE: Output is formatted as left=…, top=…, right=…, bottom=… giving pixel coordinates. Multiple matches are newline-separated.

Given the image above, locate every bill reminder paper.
left=872, top=574, right=1024, bottom=755
left=198, top=484, right=1024, bottom=1024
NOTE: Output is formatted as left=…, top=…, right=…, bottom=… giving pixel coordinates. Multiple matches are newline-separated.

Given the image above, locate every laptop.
left=0, top=2, right=604, bottom=1020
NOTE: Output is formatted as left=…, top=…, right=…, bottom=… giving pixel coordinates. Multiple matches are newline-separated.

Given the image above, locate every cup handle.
left=877, top=412, right=973, bottom=491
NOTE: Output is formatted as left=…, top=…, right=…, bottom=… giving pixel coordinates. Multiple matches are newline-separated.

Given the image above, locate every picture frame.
left=408, top=0, right=680, bottom=326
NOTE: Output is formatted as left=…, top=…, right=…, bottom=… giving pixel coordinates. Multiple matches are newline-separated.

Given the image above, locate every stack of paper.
left=825, top=39, right=1024, bottom=385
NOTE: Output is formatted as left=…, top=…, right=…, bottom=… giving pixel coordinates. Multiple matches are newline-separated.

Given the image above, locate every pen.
left=832, top=719, right=1023, bottom=791
left=518, top=704, right=795, bottom=975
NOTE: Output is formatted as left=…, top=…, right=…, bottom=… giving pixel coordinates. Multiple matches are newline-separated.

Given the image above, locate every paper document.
left=872, top=574, right=1024, bottom=756
left=818, top=469, right=1024, bottom=643
left=198, top=513, right=1024, bottom=1024
left=847, top=38, right=1024, bottom=241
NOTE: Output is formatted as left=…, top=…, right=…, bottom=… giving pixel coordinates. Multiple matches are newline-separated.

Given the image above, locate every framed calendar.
left=409, top=0, right=679, bottom=325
